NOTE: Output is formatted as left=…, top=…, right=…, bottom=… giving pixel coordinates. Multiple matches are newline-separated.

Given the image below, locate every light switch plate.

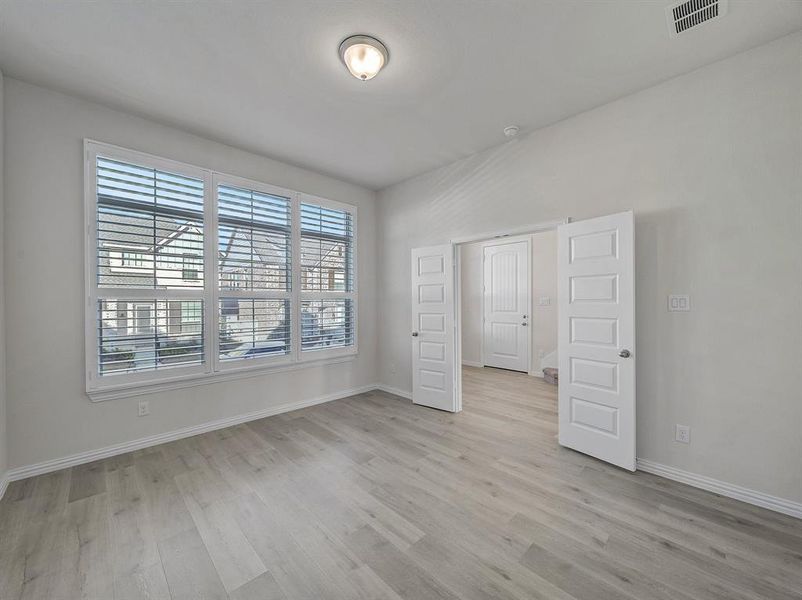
left=668, top=294, right=690, bottom=312
left=538, top=296, right=551, bottom=306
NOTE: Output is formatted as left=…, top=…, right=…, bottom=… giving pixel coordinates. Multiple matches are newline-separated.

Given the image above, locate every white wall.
left=377, top=33, right=802, bottom=503
left=3, top=78, right=377, bottom=470
left=459, top=241, right=483, bottom=366
left=459, top=231, right=557, bottom=372
left=0, top=71, right=7, bottom=483
left=530, top=230, right=557, bottom=370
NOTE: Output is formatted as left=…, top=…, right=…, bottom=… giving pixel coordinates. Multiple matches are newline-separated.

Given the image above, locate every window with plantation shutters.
left=300, top=202, right=356, bottom=351
left=300, top=203, right=353, bottom=292
left=85, top=141, right=357, bottom=400
left=218, top=184, right=291, bottom=291
left=92, top=153, right=207, bottom=381
left=96, top=157, right=204, bottom=289
left=217, top=182, right=292, bottom=362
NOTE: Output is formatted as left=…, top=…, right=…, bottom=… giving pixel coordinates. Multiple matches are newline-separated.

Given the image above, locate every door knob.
left=619, top=349, right=631, bottom=358
left=411, top=332, right=419, bottom=337
left=521, top=322, right=528, bottom=326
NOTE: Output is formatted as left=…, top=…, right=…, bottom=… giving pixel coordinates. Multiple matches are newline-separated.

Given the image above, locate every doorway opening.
left=456, top=228, right=559, bottom=408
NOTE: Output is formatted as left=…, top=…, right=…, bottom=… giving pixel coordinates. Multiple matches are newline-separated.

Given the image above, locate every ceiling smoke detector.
left=503, top=125, right=520, bottom=138
left=666, top=0, right=728, bottom=38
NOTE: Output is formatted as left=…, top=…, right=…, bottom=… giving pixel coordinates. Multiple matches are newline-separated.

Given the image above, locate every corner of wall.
left=0, top=68, right=8, bottom=499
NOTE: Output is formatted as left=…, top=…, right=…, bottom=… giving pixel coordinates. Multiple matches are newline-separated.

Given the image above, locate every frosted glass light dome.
left=339, top=35, right=389, bottom=81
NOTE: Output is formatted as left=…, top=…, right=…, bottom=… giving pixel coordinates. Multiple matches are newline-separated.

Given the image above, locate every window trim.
left=85, top=140, right=358, bottom=401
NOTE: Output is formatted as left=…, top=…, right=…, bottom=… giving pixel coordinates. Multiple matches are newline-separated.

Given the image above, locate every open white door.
left=558, top=211, right=635, bottom=470
left=483, top=240, right=530, bottom=372
left=411, top=245, right=458, bottom=412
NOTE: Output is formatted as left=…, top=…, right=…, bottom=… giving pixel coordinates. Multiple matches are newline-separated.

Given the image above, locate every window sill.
left=87, top=352, right=358, bottom=402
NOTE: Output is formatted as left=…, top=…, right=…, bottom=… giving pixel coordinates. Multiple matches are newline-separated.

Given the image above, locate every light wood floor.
left=1, top=366, right=801, bottom=600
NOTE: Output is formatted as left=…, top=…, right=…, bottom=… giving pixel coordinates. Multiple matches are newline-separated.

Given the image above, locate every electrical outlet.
left=675, top=424, right=690, bottom=444
left=138, top=400, right=150, bottom=417
left=668, top=294, right=690, bottom=312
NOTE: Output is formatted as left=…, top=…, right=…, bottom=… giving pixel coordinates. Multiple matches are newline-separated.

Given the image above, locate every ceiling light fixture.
left=339, top=35, right=389, bottom=81
left=504, top=125, right=520, bottom=138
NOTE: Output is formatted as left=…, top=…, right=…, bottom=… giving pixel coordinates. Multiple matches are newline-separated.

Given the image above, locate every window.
left=181, top=301, right=203, bottom=326
left=96, top=156, right=205, bottom=289
left=92, top=152, right=207, bottom=387
left=217, top=182, right=292, bottom=363
left=86, top=142, right=357, bottom=398
left=182, top=255, right=201, bottom=281
left=300, top=202, right=355, bottom=351
left=219, top=299, right=290, bottom=361
left=121, top=251, right=147, bottom=267
left=301, top=299, right=354, bottom=351
left=98, top=300, right=204, bottom=375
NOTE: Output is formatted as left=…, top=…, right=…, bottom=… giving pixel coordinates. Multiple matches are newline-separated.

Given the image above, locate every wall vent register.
left=666, top=0, right=727, bottom=37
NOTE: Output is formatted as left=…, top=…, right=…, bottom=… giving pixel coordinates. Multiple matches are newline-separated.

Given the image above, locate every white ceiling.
left=0, top=1, right=800, bottom=190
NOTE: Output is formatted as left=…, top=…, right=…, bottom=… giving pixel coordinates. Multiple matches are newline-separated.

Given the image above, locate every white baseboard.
left=374, top=384, right=412, bottom=400
left=0, top=472, right=9, bottom=501
left=5, top=383, right=379, bottom=483
left=637, top=459, right=802, bottom=520
left=461, top=360, right=483, bottom=368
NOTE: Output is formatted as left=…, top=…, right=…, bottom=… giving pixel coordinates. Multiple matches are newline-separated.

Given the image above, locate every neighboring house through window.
left=121, top=251, right=147, bottom=267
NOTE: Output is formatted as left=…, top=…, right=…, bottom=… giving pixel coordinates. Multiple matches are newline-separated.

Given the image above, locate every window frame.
left=85, top=140, right=358, bottom=401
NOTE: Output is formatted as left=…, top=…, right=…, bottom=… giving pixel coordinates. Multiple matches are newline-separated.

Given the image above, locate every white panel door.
left=411, top=245, right=457, bottom=412
left=558, top=211, right=635, bottom=470
left=483, top=240, right=529, bottom=372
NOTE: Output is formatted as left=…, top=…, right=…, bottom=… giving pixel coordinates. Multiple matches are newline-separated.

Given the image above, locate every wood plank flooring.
left=1, top=366, right=801, bottom=599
